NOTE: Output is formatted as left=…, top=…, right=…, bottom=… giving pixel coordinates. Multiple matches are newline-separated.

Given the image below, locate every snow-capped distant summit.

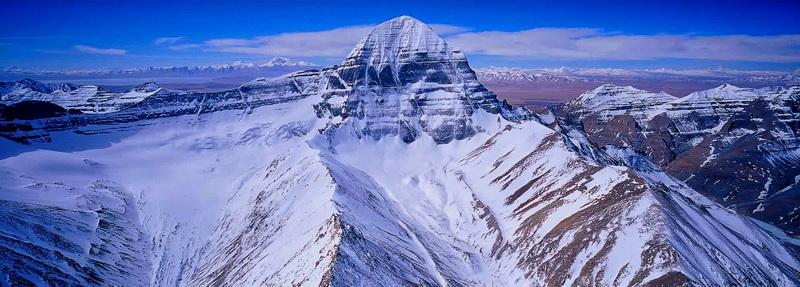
left=133, top=82, right=160, bottom=93
left=475, top=67, right=586, bottom=83
left=473, top=67, right=800, bottom=103
left=582, top=84, right=649, bottom=96
left=0, top=78, right=59, bottom=102
left=206, top=57, right=316, bottom=70
left=559, top=81, right=800, bottom=246
left=566, top=82, right=799, bottom=123
left=570, top=83, right=676, bottom=113
left=263, top=56, right=313, bottom=67
left=0, top=78, right=166, bottom=113
left=15, top=78, right=52, bottom=92
left=0, top=57, right=318, bottom=84
left=676, top=83, right=760, bottom=103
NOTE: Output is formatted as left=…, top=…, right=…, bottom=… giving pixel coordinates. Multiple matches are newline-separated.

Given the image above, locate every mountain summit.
left=339, top=15, right=461, bottom=87
left=306, top=16, right=514, bottom=143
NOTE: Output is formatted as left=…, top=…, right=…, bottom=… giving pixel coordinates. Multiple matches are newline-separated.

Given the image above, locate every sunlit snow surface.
left=2, top=95, right=798, bottom=285
left=562, top=82, right=800, bottom=242
left=1, top=16, right=799, bottom=286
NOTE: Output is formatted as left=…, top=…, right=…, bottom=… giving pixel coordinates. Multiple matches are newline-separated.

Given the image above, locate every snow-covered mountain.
left=474, top=67, right=800, bottom=104
left=476, top=66, right=800, bottom=85
left=475, top=67, right=589, bottom=84
left=0, top=80, right=186, bottom=114
left=0, top=57, right=317, bottom=84
left=569, top=84, right=677, bottom=116
left=1, top=16, right=800, bottom=286
left=555, top=83, right=800, bottom=246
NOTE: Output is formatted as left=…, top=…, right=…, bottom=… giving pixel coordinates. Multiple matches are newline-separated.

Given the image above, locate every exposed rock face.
left=1, top=16, right=799, bottom=287
left=556, top=83, right=800, bottom=238
left=0, top=77, right=308, bottom=143
left=0, top=79, right=57, bottom=104
left=309, top=16, right=512, bottom=144
left=0, top=101, right=81, bottom=143
left=0, top=17, right=517, bottom=145
left=0, top=100, right=70, bottom=120
left=569, top=84, right=677, bottom=116
left=0, top=173, right=150, bottom=286
left=0, top=79, right=166, bottom=114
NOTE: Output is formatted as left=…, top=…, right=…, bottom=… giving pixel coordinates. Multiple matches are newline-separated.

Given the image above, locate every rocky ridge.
left=554, top=83, right=800, bottom=241
left=0, top=16, right=798, bottom=287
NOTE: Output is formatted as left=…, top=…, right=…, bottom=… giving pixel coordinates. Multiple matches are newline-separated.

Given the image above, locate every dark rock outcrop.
left=554, top=84, right=800, bottom=237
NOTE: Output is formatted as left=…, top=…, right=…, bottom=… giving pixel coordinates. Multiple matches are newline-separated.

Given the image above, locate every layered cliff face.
left=569, top=84, right=678, bottom=117
left=309, top=16, right=512, bottom=144
left=1, top=16, right=800, bottom=287
left=556, top=84, right=800, bottom=240
left=0, top=80, right=168, bottom=114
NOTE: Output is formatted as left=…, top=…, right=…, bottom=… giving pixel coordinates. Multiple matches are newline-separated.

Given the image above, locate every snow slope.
left=558, top=83, right=800, bottom=244
left=1, top=16, right=799, bottom=286
left=0, top=80, right=168, bottom=114
left=569, top=84, right=677, bottom=122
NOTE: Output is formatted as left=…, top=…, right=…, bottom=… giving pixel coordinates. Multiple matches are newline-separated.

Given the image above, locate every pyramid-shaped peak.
left=387, top=15, right=423, bottom=24
left=374, top=15, right=435, bottom=36
left=325, top=16, right=507, bottom=144
left=393, top=15, right=418, bottom=20
left=343, top=16, right=458, bottom=67
left=337, top=15, right=473, bottom=89
left=134, top=82, right=160, bottom=93
left=715, top=83, right=742, bottom=90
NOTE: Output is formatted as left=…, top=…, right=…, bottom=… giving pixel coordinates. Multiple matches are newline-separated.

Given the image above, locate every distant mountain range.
left=0, top=79, right=181, bottom=114
left=4, top=58, right=799, bottom=105
left=476, top=67, right=800, bottom=105
left=0, top=57, right=317, bottom=87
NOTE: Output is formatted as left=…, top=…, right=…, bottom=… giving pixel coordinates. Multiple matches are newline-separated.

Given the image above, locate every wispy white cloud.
left=167, top=43, right=202, bottom=50
left=154, top=37, right=184, bottom=45
left=164, top=23, right=466, bottom=58
left=446, top=28, right=800, bottom=62
left=170, top=26, right=373, bottom=57
left=160, top=24, right=800, bottom=63
left=74, top=45, right=127, bottom=55
left=428, top=24, right=471, bottom=35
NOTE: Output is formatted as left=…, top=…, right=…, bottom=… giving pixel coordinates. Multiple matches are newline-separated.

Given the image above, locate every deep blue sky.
left=2, top=0, right=799, bottom=70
